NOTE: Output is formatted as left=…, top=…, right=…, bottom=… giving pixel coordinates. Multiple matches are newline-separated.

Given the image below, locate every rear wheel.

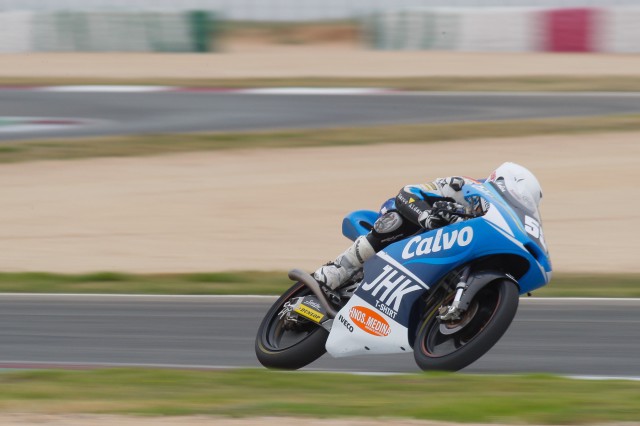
left=414, top=279, right=519, bottom=371
left=255, top=282, right=328, bottom=370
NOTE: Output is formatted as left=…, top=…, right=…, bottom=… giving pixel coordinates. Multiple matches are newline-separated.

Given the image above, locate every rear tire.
left=255, top=282, right=328, bottom=370
left=413, top=279, right=519, bottom=371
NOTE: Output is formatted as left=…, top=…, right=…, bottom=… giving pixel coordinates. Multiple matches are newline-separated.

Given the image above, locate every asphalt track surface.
left=3, top=91, right=640, bottom=141
left=1, top=295, right=638, bottom=376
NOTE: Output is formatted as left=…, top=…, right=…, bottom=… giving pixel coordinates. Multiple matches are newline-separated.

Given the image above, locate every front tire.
left=255, top=281, right=328, bottom=370
left=413, top=279, right=519, bottom=371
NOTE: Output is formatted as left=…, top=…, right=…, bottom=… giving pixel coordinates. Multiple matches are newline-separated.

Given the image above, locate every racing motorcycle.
left=255, top=178, right=551, bottom=371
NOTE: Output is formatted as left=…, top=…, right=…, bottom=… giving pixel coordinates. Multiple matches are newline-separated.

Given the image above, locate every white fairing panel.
left=482, top=201, right=514, bottom=237
left=325, top=294, right=412, bottom=358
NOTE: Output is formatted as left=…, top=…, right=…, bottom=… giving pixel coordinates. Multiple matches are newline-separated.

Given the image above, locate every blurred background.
left=0, top=2, right=639, bottom=422
left=0, top=0, right=639, bottom=273
left=1, top=0, right=640, bottom=53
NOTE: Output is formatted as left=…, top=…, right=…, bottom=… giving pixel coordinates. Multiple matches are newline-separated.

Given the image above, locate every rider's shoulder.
left=434, top=176, right=466, bottom=192
left=435, top=176, right=484, bottom=191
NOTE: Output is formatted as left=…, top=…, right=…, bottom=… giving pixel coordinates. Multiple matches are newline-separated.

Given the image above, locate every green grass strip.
left=534, top=274, right=640, bottom=298
left=3, top=75, right=640, bottom=91
left=0, top=368, right=639, bottom=423
left=2, top=114, right=640, bottom=164
left=0, top=271, right=286, bottom=295
left=0, top=271, right=637, bottom=297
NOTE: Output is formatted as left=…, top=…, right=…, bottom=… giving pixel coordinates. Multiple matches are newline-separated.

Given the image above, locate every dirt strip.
left=2, top=47, right=640, bottom=79
left=0, top=131, right=637, bottom=274
left=0, top=415, right=602, bottom=426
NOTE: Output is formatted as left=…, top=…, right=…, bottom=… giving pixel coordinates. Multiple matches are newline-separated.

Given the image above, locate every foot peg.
left=321, top=285, right=341, bottom=306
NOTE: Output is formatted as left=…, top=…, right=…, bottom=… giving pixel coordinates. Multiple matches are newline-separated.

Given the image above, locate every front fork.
left=438, top=266, right=471, bottom=321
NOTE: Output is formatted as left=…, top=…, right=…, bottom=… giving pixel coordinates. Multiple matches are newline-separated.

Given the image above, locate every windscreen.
left=489, top=181, right=547, bottom=253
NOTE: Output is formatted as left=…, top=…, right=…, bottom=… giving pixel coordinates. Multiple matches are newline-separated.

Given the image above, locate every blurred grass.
left=535, top=274, right=640, bottom=298
left=2, top=114, right=640, bottom=164
left=2, top=76, right=640, bottom=91
left=0, top=271, right=288, bottom=295
left=0, top=271, right=638, bottom=297
left=0, top=368, right=639, bottom=423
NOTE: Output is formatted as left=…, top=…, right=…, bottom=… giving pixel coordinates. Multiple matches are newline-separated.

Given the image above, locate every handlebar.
left=431, top=207, right=481, bottom=219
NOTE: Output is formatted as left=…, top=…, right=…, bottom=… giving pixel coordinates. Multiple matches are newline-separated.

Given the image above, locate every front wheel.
left=414, top=279, right=519, bottom=371
left=255, top=281, right=328, bottom=370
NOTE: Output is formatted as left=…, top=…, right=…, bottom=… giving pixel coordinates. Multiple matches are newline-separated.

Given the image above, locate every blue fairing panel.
left=342, top=210, right=379, bottom=242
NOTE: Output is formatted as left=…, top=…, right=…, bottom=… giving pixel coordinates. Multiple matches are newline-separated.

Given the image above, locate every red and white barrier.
left=542, top=8, right=599, bottom=53
left=368, top=7, right=640, bottom=53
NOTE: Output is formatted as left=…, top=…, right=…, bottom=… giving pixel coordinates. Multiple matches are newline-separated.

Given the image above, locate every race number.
left=524, top=216, right=547, bottom=250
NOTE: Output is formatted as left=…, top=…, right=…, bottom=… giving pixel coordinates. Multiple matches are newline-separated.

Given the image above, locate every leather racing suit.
left=313, top=176, right=487, bottom=290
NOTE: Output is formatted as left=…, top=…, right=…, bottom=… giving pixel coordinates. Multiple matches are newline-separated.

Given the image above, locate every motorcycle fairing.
left=341, top=182, right=551, bottom=293
left=342, top=210, right=378, bottom=242
left=328, top=182, right=552, bottom=358
left=326, top=249, right=429, bottom=357
left=352, top=250, right=430, bottom=327
left=325, top=295, right=414, bottom=357
left=342, top=198, right=396, bottom=242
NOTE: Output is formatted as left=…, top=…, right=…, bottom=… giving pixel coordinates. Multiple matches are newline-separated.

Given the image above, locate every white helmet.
left=487, top=162, right=543, bottom=210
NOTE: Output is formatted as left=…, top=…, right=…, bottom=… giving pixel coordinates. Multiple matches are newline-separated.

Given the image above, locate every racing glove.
left=418, top=201, right=465, bottom=229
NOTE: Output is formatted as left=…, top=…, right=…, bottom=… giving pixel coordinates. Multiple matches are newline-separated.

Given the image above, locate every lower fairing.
left=325, top=294, right=412, bottom=358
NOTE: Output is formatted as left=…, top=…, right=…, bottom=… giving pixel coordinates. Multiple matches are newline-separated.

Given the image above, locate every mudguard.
left=457, top=270, right=519, bottom=311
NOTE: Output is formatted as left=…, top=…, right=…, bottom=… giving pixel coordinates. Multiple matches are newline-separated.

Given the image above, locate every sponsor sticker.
left=349, top=305, right=391, bottom=337
left=360, top=264, right=424, bottom=319
left=401, top=226, right=473, bottom=260
left=338, top=314, right=354, bottom=333
left=294, top=305, right=324, bottom=323
left=302, top=299, right=323, bottom=312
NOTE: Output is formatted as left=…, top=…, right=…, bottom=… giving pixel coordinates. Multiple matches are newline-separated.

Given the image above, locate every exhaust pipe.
left=288, top=268, right=338, bottom=318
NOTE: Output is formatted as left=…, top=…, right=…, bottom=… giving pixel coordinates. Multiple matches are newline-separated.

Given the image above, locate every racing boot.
left=313, top=236, right=376, bottom=298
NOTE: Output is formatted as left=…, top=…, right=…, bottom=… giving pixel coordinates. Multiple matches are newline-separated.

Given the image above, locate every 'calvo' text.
left=402, top=227, right=473, bottom=259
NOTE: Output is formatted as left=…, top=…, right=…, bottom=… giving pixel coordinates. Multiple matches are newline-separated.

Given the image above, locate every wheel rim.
left=421, top=283, right=502, bottom=358
left=262, top=285, right=321, bottom=352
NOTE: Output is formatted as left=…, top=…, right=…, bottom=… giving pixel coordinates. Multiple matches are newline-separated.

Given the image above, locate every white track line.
left=0, top=361, right=638, bottom=381
left=0, top=293, right=277, bottom=301
left=33, top=86, right=392, bottom=95
left=521, top=297, right=640, bottom=303
left=0, top=293, right=638, bottom=303
left=393, top=91, right=640, bottom=97
left=37, top=85, right=173, bottom=93
left=19, top=86, right=640, bottom=96
left=235, top=87, right=391, bottom=95
left=0, top=360, right=239, bottom=370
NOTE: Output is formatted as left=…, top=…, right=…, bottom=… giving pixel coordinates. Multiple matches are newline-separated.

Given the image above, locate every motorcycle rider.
left=313, top=162, right=543, bottom=292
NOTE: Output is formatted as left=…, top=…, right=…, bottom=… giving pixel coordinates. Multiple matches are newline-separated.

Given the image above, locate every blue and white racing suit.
left=313, top=175, right=488, bottom=290
left=366, top=176, right=484, bottom=252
